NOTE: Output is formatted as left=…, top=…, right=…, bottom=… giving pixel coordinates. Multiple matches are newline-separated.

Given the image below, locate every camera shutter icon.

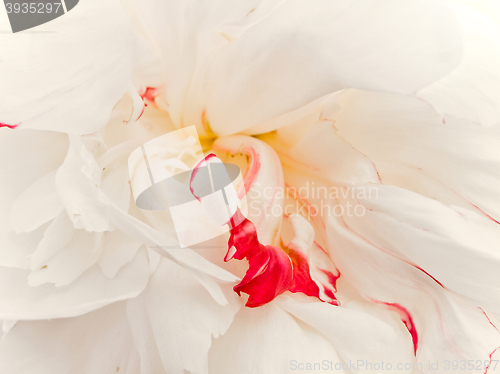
left=128, top=126, right=247, bottom=248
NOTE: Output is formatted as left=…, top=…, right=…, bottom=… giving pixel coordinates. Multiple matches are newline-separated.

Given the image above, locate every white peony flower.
left=1, top=1, right=500, bottom=374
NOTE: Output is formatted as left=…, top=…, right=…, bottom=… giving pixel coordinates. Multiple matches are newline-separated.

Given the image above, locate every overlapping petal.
left=0, top=302, right=139, bottom=374
left=127, top=258, right=241, bottom=374
left=130, top=0, right=462, bottom=136
left=0, top=0, right=157, bottom=134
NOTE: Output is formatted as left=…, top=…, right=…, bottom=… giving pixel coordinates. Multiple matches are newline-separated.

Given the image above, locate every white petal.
left=333, top=90, right=500, bottom=222
left=342, top=185, right=500, bottom=313
left=0, top=247, right=150, bottom=320
left=203, top=0, right=462, bottom=135
left=263, top=118, right=380, bottom=186
left=209, top=302, right=344, bottom=374
left=28, top=229, right=103, bottom=287
left=0, top=0, right=153, bottom=134
left=127, top=258, right=241, bottom=374
left=128, top=0, right=263, bottom=135
left=130, top=0, right=461, bottom=136
left=98, top=230, right=143, bottom=279
left=55, top=136, right=112, bottom=232
left=9, top=171, right=63, bottom=234
left=326, top=211, right=500, bottom=371
left=0, top=302, right=140, bottom=374
left=417, top=2, right=500, bottom=126
left=270, top=129, right=500, bottom=370
left=276, top=295, right=414, bottom=374
left=0, top=129, right=67, bottom=269
left=286, top=215, right=339, bottom=304
left=29, top=211, right=75, bottom=271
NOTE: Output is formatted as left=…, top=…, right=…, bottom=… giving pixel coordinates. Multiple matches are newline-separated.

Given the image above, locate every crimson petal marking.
left=371, top=300, right=419, bottom=356
left=286, top=247, right=322, bottom=298
left=285, top=215, right=340, bottom=306
left=226, top=210, right=340, bottom=308
left=0, top=123, right=18, bottom=129
left=189, top=153, right=218, bottom=202
left=226, top=210, right=293, bottom=308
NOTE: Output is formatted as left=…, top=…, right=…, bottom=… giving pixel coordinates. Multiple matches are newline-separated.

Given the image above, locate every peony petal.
left=209, top=302, right=344, bottom=374
left=342, top=184, right=500, bottom=314
left=326, top=211, right=500, bottom=371
left=29, top=211, right=75, bottom=271
left=333, top=90, right=500, bottom=222
left=267, top=122, right=500, bottom=369
left=9, top=171, right=63, bottom=234
left=0, top=129, right=68, bottom=269
left=276, top=295, right=415, bottom=374
left=417, top=2, right=500, bottom=127
left=98, top=230, right=143, bottom=279
left=130, top=0, right=461, bottom=136
left=127, top=258, right=241, bottom=374
left=0, top=0, right=153, bottom=134
left=128, top=0, right=263, bottom=136
left=0, top=247, right=150, bottom=320
left=0, top=302, right=140, bottom=374
left=285, top=214, right=339, bottom=305
left=55, top=136, right=113, bottom=233
left=28, top=229, right=103, bottom=287
left=202, top=0, right=462, bottom=135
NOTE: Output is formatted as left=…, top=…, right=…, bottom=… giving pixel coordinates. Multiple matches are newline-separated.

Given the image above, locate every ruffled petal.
left=0, top=247, right=150, bottom=320
left=285, top=214, right=339, bottom=305
left=333, top=90, right=500, bottom=222
left=276, top=295, right=415, bottom=374
left=0, top=302, right=140, bottom=374
left=98, top=230, right=143, bottom=279
left=203, top=0, right=462, bottom=135
left=266, top=118, right=500, bottom=369
left=9, top=171, right=63, bottom=234
left=342, top=184, right=500, bottom=315
left=417, top=2, right=500, bottom=126
left=209, top=302, right=343, bottom=374
left=0, top=0, right=154, bottom=134
left=127, top=258, right=241, bottom=374
left=129, top=0, right=462, bottom=136
left=327, top=203, right=500, bottom=370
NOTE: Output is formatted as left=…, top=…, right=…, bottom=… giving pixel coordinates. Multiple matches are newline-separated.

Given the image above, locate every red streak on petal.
left=189, top=153, right=218, bottom=202
left=480, top=307, right=500, bottom=373
left=480, top=308, right=499, bottom=331
left=372, top=300, right=418, bottom=356
left=0, top=123, right=18, bottom=129
left=412, top=264, right=445, bottom=288
left=137, top=106, right=146, bottom=121
left=470, top=203, right=500, bottom=225
left=318, top=269, right=341, bottom=305
left=485, top=347, right=500, bottom=374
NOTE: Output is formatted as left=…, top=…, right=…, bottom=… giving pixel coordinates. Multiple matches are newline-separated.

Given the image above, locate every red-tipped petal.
left=226, top=211, right=293, bottom=308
